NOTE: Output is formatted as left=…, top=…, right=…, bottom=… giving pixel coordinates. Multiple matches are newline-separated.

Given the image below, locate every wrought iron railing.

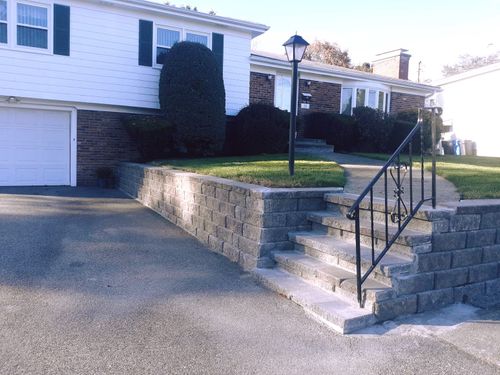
left=346, top=107, right=442, bottom=308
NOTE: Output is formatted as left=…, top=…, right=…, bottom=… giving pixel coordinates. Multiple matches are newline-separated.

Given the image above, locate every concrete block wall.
left=404, top=201, right=500, bottom=311
left=118, top=163, right=341, bottom=270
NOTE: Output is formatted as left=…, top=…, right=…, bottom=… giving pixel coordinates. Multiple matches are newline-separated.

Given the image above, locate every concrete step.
left=296, top=138, right=327, bottom=146
left=272, top=251, right=396, bottom=306
left=325, top=192, right=454, bottom=222
left=289, top=231, right=414, bottom=283
left=307, top=211, right=431, bottom=252
left=253, top=268, right=377, bottom=334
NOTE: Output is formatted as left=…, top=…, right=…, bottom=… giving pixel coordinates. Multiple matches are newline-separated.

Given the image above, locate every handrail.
left=346, top=107, right=441, bottom=308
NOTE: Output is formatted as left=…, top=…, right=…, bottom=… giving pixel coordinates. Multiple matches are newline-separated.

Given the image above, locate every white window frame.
left=154, top=24, right=212, bottom=68
left=340, top=85, right=391, bottom=115
left=15, top=1, right=51, bottom=52
left=0, top=0, right=7, bottom=44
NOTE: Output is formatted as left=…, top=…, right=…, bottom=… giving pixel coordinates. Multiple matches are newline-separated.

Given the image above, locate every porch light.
left=283, top=34, right=309, bottom=176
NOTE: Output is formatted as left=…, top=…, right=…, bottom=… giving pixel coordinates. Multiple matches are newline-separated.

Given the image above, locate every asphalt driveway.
left=0, top=187, right=498, bottom=375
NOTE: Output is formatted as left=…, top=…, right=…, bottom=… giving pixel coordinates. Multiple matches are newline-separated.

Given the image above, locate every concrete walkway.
left=0, top=187, right=497, bottom=374
left=297, top=147, right=461, bottom=205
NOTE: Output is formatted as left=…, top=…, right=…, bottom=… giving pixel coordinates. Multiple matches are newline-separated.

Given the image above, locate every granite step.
left=289, top=231, right=414, bottom=283
left=253, top=267, right=377, bottom=334
left=272, top=251, right=396, bottom=306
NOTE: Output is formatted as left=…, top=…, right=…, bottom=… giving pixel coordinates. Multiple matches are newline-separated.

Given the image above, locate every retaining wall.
left=118, top=163, right=342, bottom=270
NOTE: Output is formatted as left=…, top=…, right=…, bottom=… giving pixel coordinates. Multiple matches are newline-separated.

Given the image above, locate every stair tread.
left=273, top=251, right=393, bottom=293
left=253, top=268, right=376, bottom=334
left=308, top=211, right=431, bottom=245
left=290, top=231, right=413, bottom=266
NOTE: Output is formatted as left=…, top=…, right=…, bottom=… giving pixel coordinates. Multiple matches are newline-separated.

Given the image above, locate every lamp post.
left=283, top=34, right=309, bottom=176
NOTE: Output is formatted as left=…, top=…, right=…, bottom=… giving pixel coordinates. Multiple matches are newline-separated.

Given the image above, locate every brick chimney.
left=372, top=49, right=411, bottom=80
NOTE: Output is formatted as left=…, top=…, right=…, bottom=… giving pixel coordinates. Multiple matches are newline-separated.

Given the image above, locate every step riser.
left=328, top=203, right=433, bottom=233
left=311, top=222, right=415, bottom=258
left=295, top=243, right=394, bottom=286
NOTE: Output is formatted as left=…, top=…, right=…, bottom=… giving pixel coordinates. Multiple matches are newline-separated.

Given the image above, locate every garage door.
left=0, top=107, right=71, bottom=186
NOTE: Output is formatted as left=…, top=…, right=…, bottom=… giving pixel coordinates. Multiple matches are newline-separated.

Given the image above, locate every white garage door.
left=0, top=107, right=71, bottom=186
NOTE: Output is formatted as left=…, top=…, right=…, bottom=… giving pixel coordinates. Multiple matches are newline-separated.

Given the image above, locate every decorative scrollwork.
left=390, top=162, right=409, bottom=223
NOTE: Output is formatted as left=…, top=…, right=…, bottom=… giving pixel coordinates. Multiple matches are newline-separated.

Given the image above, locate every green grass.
left=355, top=153, right=500, bottom=199
left=153, top=154, right=345, bottom=188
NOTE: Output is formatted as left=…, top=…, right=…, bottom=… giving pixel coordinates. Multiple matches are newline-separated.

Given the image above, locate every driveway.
left=0, top=187, right=497, bottom=375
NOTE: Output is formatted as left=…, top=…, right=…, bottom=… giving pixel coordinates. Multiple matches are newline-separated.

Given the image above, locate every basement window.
left=17, top=2, right=48, bottom=49
left=0, top=0, right=7, bottom=44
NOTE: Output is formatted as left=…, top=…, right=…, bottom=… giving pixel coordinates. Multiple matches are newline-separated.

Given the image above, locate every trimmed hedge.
left=122, top=115, right=174, bottom=161
left=302, top=112, right=358, bottom=152
left=225, top=104, right=289, bottom=155
left=159, top=41, right=226, bottom=156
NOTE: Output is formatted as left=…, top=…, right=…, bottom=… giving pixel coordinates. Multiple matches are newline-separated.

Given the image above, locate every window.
left=186, top=32, right=208, bottom=46
left=156, top=27, right=180, bottom=64
left=341, top=87, right=389, bottom=115
left=0, top=0, right=7, bottom=44
left=341, top=88, right=352, bottom=115
left=17, top=2, right=48, bottom=49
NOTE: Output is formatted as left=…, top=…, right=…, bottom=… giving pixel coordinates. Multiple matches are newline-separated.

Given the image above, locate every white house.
left=0, top=0, right=438, bottom=188
left=431, top=62, right=500, bottom=157
left=0, top=0, right=268, bottom=186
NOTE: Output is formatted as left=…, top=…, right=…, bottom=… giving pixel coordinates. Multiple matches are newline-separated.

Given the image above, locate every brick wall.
left=298, top=79, right=341, bottom=115
left=249, top=72, right=275, bottom=105
left=118, top=162, right=341, bottom=270
left=77, top=110, right=161, bottom=186
left=390, top=92, right=425, bottom=113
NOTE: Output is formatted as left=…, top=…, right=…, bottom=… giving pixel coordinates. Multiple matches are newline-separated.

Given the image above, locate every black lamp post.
left=283, top=34, right=309, bottom=176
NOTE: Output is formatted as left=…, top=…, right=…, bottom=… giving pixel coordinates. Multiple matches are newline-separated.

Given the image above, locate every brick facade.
left=390, top=92, right=426, bottom=113
left=77, top=110, right=160, bottom=186
left=298, top=79, right=341, bottom=115
left=249, top=72, right=275, bottom=105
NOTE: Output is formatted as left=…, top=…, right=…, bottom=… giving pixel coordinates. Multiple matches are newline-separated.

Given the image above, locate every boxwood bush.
left=159, top=41, right=226, bottom=156
left=225, top=104, right=289, bottom=155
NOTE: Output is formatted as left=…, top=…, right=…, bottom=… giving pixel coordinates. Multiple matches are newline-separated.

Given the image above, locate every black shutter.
left=53, top=4, right=70, bottom=56
left=138, top=20, right=153, bottom=67
left=212, top=33, right=224, bottom=74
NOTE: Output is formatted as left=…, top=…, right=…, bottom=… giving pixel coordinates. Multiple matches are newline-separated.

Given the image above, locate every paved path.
left=0, top=187, right=497, bottom=375
left=298, top=147, right=461, bottom=205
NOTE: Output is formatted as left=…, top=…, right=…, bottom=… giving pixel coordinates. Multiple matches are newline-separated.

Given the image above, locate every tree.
left=303, top=40, right=351, bottom=68
left=442, top=52, right=500, bottom=77
left=353, top=62, right=372, bottom=73
left=159, top=42, right=226, bottom=156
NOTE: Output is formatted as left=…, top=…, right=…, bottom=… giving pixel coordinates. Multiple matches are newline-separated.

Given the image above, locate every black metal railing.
left=346, top=107, right=442, bottom=308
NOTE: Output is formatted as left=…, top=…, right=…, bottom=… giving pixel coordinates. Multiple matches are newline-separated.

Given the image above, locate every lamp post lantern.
left=283, top=34, right=309, bottom=176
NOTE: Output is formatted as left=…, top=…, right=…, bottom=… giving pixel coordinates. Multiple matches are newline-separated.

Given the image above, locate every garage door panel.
left=0, top=107, right=71, bottom=186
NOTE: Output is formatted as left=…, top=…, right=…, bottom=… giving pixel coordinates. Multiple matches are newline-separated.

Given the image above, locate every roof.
left=250, top=51, right=438, bottom=94
left=433, top=61, right=500, bottom=86
left=92, top=0, right=269, bottom=37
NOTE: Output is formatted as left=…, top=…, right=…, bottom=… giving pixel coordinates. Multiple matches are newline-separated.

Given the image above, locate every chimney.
left=372, top=49, right=411, bottom=80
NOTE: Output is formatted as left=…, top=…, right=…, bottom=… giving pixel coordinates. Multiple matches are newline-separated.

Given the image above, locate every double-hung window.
left=186, top=32, right=208, bottom=46
left=0, top=0, right=7, bottom=44
left=17, top=2, right=48, bottom=49
left=156, top=27, right=180, bottom=64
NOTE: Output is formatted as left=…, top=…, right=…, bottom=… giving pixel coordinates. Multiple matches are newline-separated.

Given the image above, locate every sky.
left=152, top=0, right=500, bottom=82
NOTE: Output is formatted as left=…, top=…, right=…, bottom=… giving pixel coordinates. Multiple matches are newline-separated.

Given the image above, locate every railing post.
left=431, top=108, right=437, bottom=209
left=355, top=207, right=363, bottom=308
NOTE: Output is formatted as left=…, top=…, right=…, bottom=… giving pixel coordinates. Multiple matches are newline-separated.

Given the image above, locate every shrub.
left=159, top=41, right=226, bottom=156
left=391, top=109, right=443, bottom=153
left=225, top=104, right=289, bottom=155
left=352, top=107, right=394, bottom=153
left=122, top=115, right=174, bottom=161
left=302, top=112, right=358, bottom=152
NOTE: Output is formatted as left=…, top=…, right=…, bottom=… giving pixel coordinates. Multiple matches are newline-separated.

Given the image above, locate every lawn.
left=153, top=154, right=345, bottom=188
left=355, top=153, right=500, bottom=199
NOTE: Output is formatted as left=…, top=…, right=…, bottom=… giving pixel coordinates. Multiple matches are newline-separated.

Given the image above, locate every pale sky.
left=152, top=0, right=500, bottom=82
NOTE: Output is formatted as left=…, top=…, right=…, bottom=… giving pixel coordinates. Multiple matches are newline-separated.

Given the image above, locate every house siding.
left=0, top=0, right=252, bottom=115
left=249, top=72, right=275, bottom=105
left=390, top=92, right=426, bottom=113
left=77, top=109, right=161, bottom=186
